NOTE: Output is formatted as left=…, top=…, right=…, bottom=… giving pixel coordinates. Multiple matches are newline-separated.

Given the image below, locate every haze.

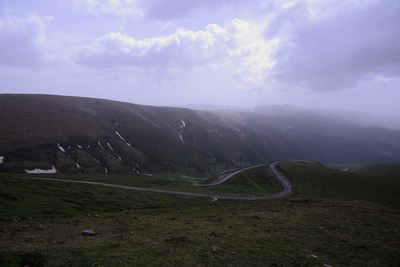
left=0, top=0, right=399, bottom=117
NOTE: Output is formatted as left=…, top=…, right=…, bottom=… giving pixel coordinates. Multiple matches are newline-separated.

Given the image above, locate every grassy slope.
left=329, top=163, right=400, bottom=180
left=0, top=164, right=400, bottom=266
left=280, top=161, right=400, bottom=209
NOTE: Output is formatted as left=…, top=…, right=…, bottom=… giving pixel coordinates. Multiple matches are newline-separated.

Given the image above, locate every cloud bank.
left=76, top=19, right=279, bottom=90
left=271, top=0, right=400, bottom=91
left=71, top=0, right=400, bottom=92
left=1, top=0, right=400, bottom=114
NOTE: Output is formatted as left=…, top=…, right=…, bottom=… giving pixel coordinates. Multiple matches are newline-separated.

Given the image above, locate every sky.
left=0, top=0, right=399, bottom=115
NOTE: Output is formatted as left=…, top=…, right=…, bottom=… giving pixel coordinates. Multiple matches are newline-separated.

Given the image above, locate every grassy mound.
left=280, top=161, right=400, bottom=209
left=329, top=163, right=400, bottom=180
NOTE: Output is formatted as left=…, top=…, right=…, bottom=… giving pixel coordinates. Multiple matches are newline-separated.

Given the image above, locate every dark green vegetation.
left=280, top=161, right=400, bottom=209
left=1, top=94, right=400, bottom=176
left=328, top=163, right=400, bottom=180
left=1, top=162, right=400, bottom=266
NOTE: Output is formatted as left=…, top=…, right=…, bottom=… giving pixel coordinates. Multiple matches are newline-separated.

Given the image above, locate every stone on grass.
left=211, top=245, right=221, bottom=252
left=82, top=229, right=95, bottom=236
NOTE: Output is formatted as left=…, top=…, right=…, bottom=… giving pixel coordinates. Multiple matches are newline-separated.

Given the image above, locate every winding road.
left=195, top=164, right=266, bottom=187
left=26, top=161, right=294, bottom=201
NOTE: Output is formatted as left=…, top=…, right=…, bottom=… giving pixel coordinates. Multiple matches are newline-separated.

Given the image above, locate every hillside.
left=1, top=94, right=400, bottom=175
left=280, top=161, right=400, bottom=209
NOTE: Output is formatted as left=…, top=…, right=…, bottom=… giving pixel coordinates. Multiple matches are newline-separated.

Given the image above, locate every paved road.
left=265, top=161, right=295, bottom=198
left=195, top=164, right=266, bottom=187
left=27, top=161, right=294, bottom=201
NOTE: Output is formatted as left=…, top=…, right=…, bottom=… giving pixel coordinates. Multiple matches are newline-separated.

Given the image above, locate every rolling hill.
left=0, top=94, right=400, bottom=175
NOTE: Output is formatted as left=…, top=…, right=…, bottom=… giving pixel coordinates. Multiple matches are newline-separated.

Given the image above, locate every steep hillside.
left=0, top=94, right=400, bottom=175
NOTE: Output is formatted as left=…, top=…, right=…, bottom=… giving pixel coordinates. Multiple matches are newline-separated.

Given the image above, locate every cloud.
left=139, top=0, right=249, bottom=20
left=73, top=0, right=254, bottom=20
left=270, top=0, right=400, bottom=91
left=76, top=19, right=279, bottom=91
left=0, top=10, right=53, bottom=68
left=73, top=0, right=142, bottom=17
left=76, top=25, right=228, bottom=68
left=5, top=0, right=397, bottom=99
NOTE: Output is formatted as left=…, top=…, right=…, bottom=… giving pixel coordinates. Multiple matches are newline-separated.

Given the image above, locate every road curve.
left=195, top=164, right=266, bottom=187
left=26, top=161, right=294, bottom=201
left=266, top=161, right=295, bottom=198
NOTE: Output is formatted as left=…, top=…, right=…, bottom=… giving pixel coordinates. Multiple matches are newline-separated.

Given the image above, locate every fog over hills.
left=186, top=104, right=400, bottom=131
left=0, top=94, right=399, bottom=175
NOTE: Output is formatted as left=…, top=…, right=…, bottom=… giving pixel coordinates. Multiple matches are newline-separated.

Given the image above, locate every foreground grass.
left=1, top=164, right=400, bottom=266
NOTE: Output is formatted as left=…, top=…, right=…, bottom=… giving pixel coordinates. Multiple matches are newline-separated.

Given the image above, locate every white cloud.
left=4, top=0, right=397, bottom=102
left=73, top=0, right=142, bottom=17
left=77, top=25, right=227, bottom=68
left=0, top=10, right=54, bottom=68
left=76, top=19, right=279, bottom=91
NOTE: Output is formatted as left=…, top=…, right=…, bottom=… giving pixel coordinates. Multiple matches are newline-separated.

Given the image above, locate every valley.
left=1, top=95, right=399, bottom=266
left=1, top=1, right=399, bottom=266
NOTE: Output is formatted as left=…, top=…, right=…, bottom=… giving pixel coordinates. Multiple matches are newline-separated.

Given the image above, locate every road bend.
left=25, top=161, right=294, bottom=201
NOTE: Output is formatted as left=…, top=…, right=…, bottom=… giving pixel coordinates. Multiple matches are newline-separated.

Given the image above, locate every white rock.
left=25, top=166, right=57, bottom=174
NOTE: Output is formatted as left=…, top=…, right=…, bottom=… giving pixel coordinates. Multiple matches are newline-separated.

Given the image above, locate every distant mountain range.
left=1, top=94, right=399, bottom=175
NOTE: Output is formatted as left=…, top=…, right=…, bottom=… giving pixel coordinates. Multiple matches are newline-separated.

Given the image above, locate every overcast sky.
left=0, top=0, right=399, bottom=115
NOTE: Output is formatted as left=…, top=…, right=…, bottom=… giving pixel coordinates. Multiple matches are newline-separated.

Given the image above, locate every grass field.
left=328, top=163, right=400, bottom=180
left=0, top=162, right=400, bottom=266
left=280, top=161, right=400, bottom=209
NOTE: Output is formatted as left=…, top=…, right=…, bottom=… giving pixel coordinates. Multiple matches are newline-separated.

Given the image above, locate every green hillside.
left=329, top=163, right=400, bottom=180
left=280, top=161, right=400, bottom=209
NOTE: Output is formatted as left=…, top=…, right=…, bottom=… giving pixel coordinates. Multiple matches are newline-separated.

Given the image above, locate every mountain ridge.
left=1, top=94, right=399, bottom=175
